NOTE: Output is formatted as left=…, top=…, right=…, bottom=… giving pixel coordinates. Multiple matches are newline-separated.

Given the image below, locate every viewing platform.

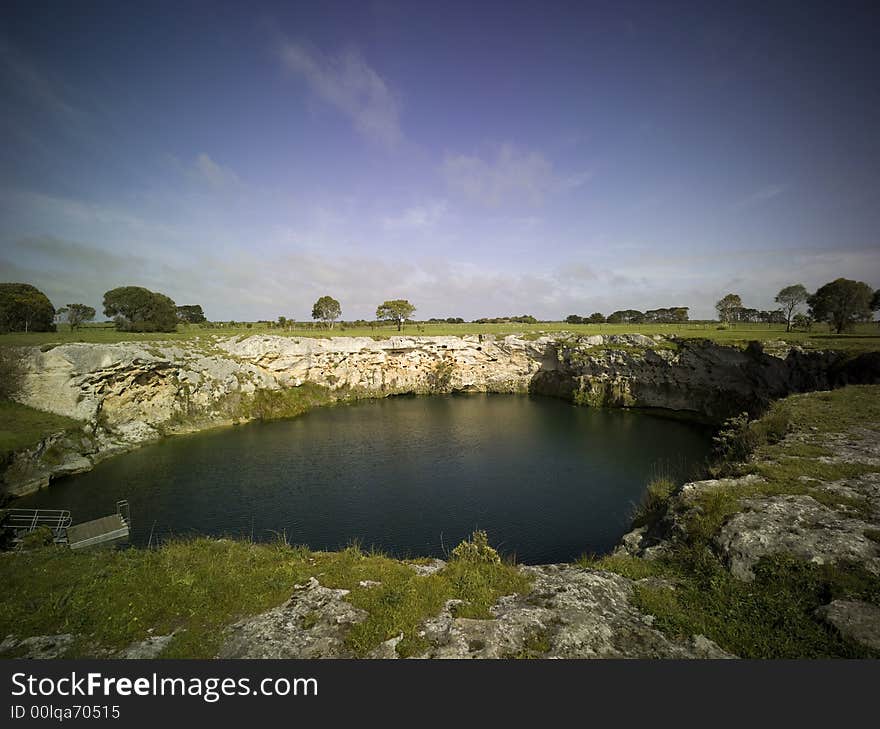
left=2, top=500, right=131, bottom=550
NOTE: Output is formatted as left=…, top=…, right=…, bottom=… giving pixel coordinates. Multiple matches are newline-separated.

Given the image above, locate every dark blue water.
left=15, top=395, right=712, bottom=563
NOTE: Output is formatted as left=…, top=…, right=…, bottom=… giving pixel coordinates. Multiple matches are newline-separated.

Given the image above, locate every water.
left=15, top=394, right=712, bottom=563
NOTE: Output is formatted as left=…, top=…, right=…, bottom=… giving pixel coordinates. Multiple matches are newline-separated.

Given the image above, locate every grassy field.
left=1, top=320, right=879, bottom=351
left=0, top=400, right=80, bottom=460
left=0, top=533, right=528, bottom=659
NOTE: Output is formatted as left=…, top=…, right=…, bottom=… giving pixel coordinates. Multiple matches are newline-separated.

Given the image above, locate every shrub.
left=450, top=530, right=501, bottom=564
left=632, top=477, right=676, bottom=528
left=19, top=526, right=54, bottom=550
left=712, top=412, right=757, bottom=463
left=711, top=408, right=790, bottom=472
left=0, top=347, right=25, bottom=399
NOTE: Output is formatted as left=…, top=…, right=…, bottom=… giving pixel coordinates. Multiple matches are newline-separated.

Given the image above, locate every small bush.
left=19, top=526, right=54, bottom=550
left=632, top=477, right=676, bottom=528
left=712, top=412, right=756, bottom=463
left=753, top=408, right=790, bottom=445
left=711, top=408, right=791, bottom=472
left=450, top=530, right=501, bottom=564
left=0, top=347, right=25, bottom=399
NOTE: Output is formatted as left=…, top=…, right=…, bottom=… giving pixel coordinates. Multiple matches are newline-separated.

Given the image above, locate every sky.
left=1, top=0, right=878, bottom=321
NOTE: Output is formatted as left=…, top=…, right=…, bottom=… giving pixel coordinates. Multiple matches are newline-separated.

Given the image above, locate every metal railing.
left=2, top=508, right=72, bottom=540
left=117, top=500, right=131, bottom=527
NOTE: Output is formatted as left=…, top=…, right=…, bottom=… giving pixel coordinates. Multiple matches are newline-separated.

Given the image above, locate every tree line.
left=1, top=277, right=877, bottom=334
left=565, top=307, right=690, bottom=325
left=716, top=279, right=879, bottom=333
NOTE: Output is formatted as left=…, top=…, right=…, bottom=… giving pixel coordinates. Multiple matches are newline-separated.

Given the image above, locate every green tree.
left=311, top=295, right=342, bottom=329
left=807, top=278, right=874, bottom=334
left=791, top=313, right=813, bottom=332
left=715, top=293, right=743, bottom=324
left=65, top=303, right=96, bottom=331
left=103, top=286, right=178, bottom=332
left=587, top=312, right=606, bottom=323
left=774, top=284, right=809, bottom=332
left=176, top=304, right=207, bottom=324
left=0, top=283, right=55, bottom=333
left=607, top=309, right=644, bottom=324
left=376, top=299, right=416, bottom=331
left=564, top=314, right=584, bottom=324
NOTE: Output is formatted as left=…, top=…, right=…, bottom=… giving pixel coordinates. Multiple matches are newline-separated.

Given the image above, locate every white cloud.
left=442, top=144, right=554, bottom=207
left=193, top=153, right=240, bottom=187
left=441, top=144, right=590, bottom=207
left=733, top=184, right=786, bottom=210
left=559, top=170, right=594, bottom=191
left=280, top=42, right=402, bottom=147
left=381, top=201, right=447, bottom=231
left=4, top=234, right=878, bottom=322
left=0, top=41, right=82, bottom=121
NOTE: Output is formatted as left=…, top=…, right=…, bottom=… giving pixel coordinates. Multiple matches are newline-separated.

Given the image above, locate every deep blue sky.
left=1, top=0, right=878, bottom=320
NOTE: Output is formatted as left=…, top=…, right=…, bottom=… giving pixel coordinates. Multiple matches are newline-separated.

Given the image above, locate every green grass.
left=630, top=477, right=677, bottom=528
left=2, top=321, right=879, bottom=351
left=583, top=384, right=880, bottom=658
left=763, top=385, right=880, bottom=435
left=0, top=534, right=530, bottom=659
left=0, top=400, right=80, bottom=460
left=632, top=554, right=880, bottom=658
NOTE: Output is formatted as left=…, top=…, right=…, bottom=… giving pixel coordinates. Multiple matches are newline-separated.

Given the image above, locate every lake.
left=15, top=394, right=713, bottom=563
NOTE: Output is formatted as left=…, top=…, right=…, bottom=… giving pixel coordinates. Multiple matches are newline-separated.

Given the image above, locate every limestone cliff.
left=4, top=333, right=879, bottom=496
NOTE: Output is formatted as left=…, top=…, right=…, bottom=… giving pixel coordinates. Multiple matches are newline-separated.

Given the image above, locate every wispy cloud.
left=279, top=42, right=402, bottom=147
left=4, top=231, right=878, bottom=322
left=381, top=201, right=447, bottom=231
left=192, top=153, right=240, bottom=187
left=733, top=184, right=787, bottom=210
left=0, top=41, right=83, bottom=121
left=442, top=144, right=589, bottom=207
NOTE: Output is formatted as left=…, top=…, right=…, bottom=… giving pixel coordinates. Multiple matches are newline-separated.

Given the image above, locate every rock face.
left=816, top=600, right=880, bottom=651
left=0, top=633, right=73, bottom=659
left=716, top=492, right=880, bottom=581
left=218, top=577, right=366, bottom=659
left=4, top=333, right=878, bottom=497
left=542, top=336, right=876, bottom=421
left=217, top=564, right=733, bottom=659
left=415, top=564, right=732, bottom=659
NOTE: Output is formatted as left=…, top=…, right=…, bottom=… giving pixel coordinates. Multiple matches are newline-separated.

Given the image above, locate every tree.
left=774, top=284, right=809, bottom=332
left=103, top=286, right=178, bottom=332
left=311, top=295, right=342, bottom=329
left=176, top=304, right=206, bottom=324
left=65, top=303, right=96, bottom=331
left=791, top=313, right=813, bottom=332
left=376, top=299, right=416, bottom=331
left=715, top=293, right=743, bottom=324
left=807, top=278, right=874, bottom=334
left=872, top=289, right=880, bottom=317
left=0, top=283, right=55, bottom=333
left=565, top=314, right=584, bottom=324
left=607, top=309, right=644, bottom=324
left=643, top=307, right=690, bottom=323
left=587, top=312, right=606, bottom=323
